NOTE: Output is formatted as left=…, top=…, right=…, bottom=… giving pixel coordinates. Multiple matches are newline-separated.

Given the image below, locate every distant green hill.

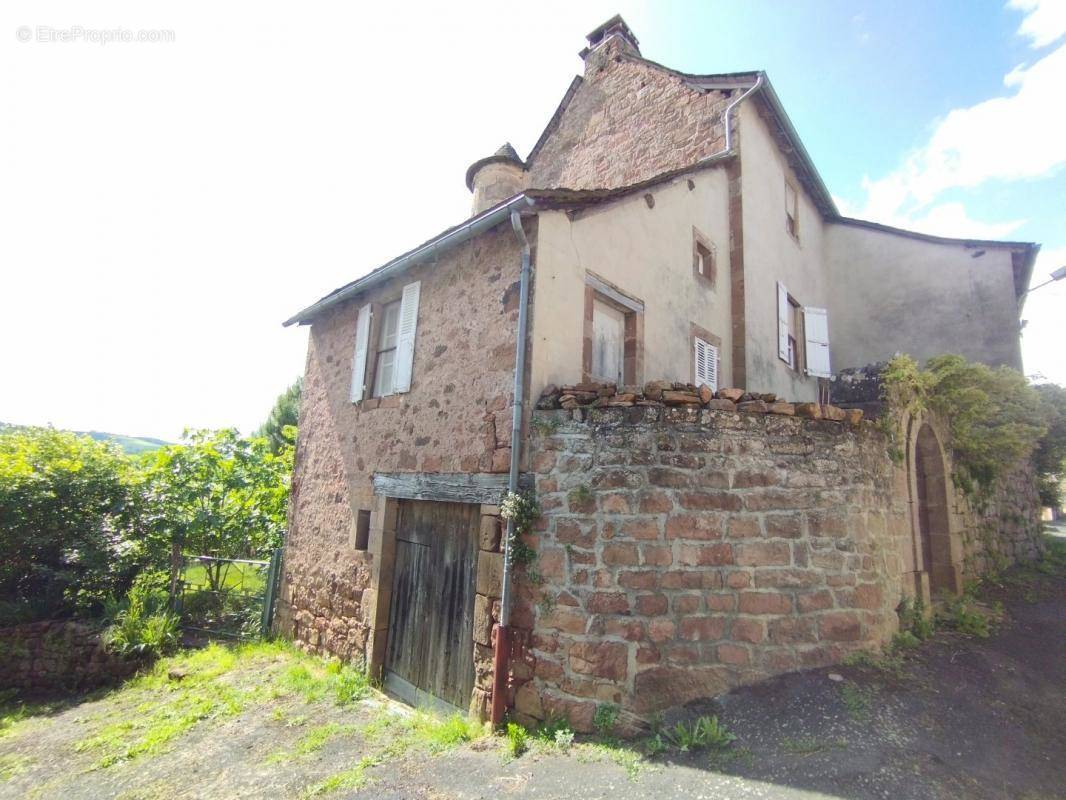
left=81, top=431, right=171, bottom=454
left=0, top=422, right=170, bottom=455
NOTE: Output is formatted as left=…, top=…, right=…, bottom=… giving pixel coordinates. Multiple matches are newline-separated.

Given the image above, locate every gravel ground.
left=1, top=567, right=1063, bottom=800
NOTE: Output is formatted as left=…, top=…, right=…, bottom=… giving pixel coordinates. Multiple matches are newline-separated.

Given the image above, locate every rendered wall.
left=737, top=102, right=828, bottom=403
left=529, top=168, right=733, bottom=396
left=825, top=223, right=1024, bottom=372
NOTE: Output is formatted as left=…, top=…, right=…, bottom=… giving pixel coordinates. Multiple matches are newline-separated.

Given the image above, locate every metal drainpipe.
left=698, top=72, right=764, bottom=162
left=490, top=209, right=532, bottom=725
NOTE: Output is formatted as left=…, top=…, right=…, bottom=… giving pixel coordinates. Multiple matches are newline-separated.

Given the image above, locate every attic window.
left=785, top=180, right=800, bottom=241
left=692, top=228, right=717, bottom=288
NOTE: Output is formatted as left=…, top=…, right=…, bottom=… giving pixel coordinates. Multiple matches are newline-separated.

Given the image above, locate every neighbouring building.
left=276, top=17, right=1042, bottom=728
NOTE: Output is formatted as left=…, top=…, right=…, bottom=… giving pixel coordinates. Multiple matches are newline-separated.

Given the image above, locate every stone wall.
left=511, top=378, right=1041, bottom=731
left=0, top=620, right=140, bottom=694
left=277, top=221, right=529, bottom=663
left=517, top=388, right=909, bottom=730
left=527, top=37, right=730, bottom=191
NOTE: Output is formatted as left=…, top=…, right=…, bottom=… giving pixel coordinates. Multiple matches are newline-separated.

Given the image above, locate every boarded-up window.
left=694, top=337, right=719, bottom=391
left=591, top=298, right=625, bottom=383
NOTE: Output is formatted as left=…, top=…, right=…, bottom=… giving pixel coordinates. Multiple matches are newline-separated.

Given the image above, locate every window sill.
left=355, top=394, right=403, bottom=411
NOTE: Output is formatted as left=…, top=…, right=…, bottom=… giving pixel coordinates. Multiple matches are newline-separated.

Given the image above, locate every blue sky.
left=1, top=1, right=1062, bottom=439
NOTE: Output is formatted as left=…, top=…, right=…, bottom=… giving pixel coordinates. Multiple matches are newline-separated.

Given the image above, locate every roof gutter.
left=283, top=193, right=538, bottom=327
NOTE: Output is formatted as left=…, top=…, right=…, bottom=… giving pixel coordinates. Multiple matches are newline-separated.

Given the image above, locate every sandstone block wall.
left=0, top=620, right=140, bottom=693
left=277, top=222, right=529, bottom=662
left=528, top=37, right=730, bottom=191
left=518, top=401, right=911, bottom=729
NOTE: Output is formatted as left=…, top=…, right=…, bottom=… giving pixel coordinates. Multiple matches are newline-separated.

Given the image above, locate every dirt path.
left=1, top=568, right=1063, bottom=800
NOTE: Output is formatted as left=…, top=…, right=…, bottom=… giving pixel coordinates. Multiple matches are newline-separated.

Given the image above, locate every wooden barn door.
left=384, top=500, right=479, bottom=711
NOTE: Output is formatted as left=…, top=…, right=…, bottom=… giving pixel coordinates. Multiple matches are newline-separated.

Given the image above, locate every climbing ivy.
left=879, top=354, right=1048, bottom=498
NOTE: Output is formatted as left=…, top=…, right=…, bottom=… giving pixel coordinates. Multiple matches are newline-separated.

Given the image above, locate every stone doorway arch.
left=912, top=423, right=957, bottom=596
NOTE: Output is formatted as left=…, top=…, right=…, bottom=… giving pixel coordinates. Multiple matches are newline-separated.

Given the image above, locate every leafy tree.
left=136, top=429, right=292, bottom=593
left=1033, top=383, right=1066, bottom=508
left=0, top=427, right=138, bottom=623
left=256, top=378, right=301, bottom=454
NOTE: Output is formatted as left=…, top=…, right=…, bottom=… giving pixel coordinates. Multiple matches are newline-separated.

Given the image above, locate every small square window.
left=692, top=230, right=716, bottom=287
left=353, top=509, right=371, bottom=551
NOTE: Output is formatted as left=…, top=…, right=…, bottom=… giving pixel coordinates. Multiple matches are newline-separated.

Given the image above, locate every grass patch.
left=502, top=721, right=528, bottom=760
left=268, top=722, right=361, bottom=763
left=275, top=658, right=371, bottom=706
left=575, top=741, right=650, bottom=781
left=300, top=755, right=377, bottom=798
left=0, top=753, right=31, bottom=781
left=72, top=639, right=372, bottom=770
left=662, top=715, right=736, bottom=752
left=840, top=682, right=875, bottom=720
left=937, top=595, right=1000, bottom=638
left=708, top=745, right=754, bottom=770
left=781, top=735, right=847, bottom=756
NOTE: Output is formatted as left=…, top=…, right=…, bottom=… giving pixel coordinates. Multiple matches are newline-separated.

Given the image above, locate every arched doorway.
left=913, top=424, right=956, bottom=595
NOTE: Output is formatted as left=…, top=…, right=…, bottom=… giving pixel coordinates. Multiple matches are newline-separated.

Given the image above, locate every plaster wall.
left=825, top=223, right=1023, bottom=372
left=737, top=102, right=828, bottom=402
left=529, top=168, right=733, bottom=395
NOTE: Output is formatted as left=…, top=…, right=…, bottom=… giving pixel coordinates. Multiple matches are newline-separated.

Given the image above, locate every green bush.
left=664, top=715, right=736, bottom=752
left=503, top=721, right=528, bottom=759
left=105, top=584, right=179, bottom=659
left=593, top=703, right=620, bottom=739
left=0, top=427, right=139, bottom=624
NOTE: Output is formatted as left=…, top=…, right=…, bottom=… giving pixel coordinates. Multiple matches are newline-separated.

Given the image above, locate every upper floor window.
left=373, top=300, right=402, bottom=397
left=349, top=281, right=421, bottom=403
left=692, top=228, right=717, bottom=287
left=777, top=281, right=831, bottom=378
left=785, top=180, right=799, bottom=241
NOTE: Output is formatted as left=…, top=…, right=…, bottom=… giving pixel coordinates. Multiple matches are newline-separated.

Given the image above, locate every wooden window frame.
left=690, top=323, right=722, bottom=387
left=370, top=299, right=402, bottom=399
left=785, top=179, right=800, bottom=243
left=582, top=275, right=644, bottom=386
left=692, top=227, right=717, bottom=288
left=786, top=295, right=805, bottom=372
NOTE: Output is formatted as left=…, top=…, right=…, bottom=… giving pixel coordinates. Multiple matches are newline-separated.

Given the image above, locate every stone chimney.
left=580, top=14, right=640, bottom=74
left=465, top=143, right=527, bottom=216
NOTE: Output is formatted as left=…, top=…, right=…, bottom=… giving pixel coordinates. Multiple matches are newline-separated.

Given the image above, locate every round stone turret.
left=465, top=143, right=527, bottom=216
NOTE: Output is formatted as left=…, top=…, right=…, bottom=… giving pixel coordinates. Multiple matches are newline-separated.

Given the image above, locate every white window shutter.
left=694, top=337, right=719, bottom=391
left=349, top=304, right=372, bottom=403
left=777, top=282, right=790, bottom=362
left=803, top=307, right=832, bottom=378
left=392, top=281, right=420, bottom=394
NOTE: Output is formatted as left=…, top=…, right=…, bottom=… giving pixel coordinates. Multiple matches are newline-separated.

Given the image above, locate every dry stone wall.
left=0, top=620, right=141, bottom=693
left=518, top=388, right=910, bottom=730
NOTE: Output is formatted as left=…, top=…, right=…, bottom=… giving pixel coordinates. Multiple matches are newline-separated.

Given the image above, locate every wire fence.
left=172, top=549, right=282, bottom=638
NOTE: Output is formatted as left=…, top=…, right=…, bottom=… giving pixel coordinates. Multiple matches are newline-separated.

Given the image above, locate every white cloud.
left=852, top=40, right=1066, bottom=234
left=1021, top=246, right=1066, bottom=384
left=1009, top=0, right=1066, bottom=48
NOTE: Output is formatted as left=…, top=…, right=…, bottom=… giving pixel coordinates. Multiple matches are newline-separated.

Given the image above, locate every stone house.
left=277, top=17, right=1042, bottom=726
